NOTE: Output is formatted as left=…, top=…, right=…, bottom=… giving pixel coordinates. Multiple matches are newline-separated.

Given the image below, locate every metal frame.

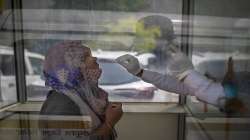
left=11, top=3, right=30, bottom=140
left=8, top=0, right=195, bottom=140
left=177, top=0, right=194, bottom=140
left=12, top=0, right=27, bottom=103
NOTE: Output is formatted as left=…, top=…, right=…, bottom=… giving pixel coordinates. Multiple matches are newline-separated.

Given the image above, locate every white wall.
left=116, top=113, right=178, bottom=140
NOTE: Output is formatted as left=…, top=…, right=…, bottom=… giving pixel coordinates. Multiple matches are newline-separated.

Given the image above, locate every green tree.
left=107, top=17, right=161, bottom=52
left=51, top=0, right=149, bottom=11
left=133, top=20, right=161, bottom=52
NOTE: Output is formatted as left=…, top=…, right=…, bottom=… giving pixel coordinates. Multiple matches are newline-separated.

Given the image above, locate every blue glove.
left=223, top=82, right=238, bottom=99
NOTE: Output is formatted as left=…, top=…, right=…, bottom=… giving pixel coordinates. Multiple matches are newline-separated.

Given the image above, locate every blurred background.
left=0, top=0, right=249, bottom=140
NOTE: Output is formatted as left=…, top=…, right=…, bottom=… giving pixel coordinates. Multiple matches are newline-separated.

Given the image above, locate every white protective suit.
left=116, top=53, right=226, bottom=108
left=141, top=69, right=225, bottom=107
left=115, top=15, right=239, bottom=110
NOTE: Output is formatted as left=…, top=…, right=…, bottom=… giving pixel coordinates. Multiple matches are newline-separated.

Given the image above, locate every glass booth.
left=0, top=0, right=250, bottom=140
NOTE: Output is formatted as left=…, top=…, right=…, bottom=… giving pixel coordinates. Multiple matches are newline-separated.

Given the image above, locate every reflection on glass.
left=190, top=1, right=250, bottom=114
left=98, top=59, right=140, bottom=85
left=0, top=0, right=17, bottom=108
left=0, top=113, right=92, bottom=140
left=186, top=0, right=250, bottom=140
left=0, top=48, right=17, bottom=107
left=29, top=57, right=44, bottom=75
left=98, top=59, right=157, bottom=100
left=19, top=0, right=182, bottom=103
left=186, top=117, right=250, bottom=140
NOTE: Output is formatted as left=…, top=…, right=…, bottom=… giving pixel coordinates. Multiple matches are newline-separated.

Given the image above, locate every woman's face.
left=82, top=47, right=102, bottom=83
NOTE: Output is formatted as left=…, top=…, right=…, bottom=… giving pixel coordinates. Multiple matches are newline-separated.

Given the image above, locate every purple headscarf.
left=43, top=41, right=108, bottom=122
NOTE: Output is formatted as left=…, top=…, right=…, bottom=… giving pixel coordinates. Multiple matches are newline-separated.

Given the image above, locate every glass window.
left=99, top=59, right=140, bottom=85
left=29, top=57, right=44, bottom=75
left=0, top=0, right=17, bottom=108
left=21, top=0, right=183, bottom=102
left=0, top=55, right=15, bottom=76
left=186, top=1, right=250, bottom=140
left=189, top=0, right=250, bottom=108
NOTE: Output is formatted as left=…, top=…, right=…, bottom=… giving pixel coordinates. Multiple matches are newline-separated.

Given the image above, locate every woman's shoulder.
left=46, top=90, right=71, bottom=101
left=40, top=90, right=81, bottom=115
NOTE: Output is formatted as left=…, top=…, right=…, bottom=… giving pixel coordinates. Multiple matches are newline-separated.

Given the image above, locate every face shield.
left=133, top=15, right=177, bottom=52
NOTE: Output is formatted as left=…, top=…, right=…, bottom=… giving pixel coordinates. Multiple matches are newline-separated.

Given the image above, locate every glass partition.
left=18, top=0, right=184, bottom=102
left=186, top=116, right=250, bottom=140
left=186, top=0, right=250, bottom=140
left=187, top=0, right=250, bottom=115
left=0, top=112, right=92, bottom=140
left=0, top=0, right=17, bottom=108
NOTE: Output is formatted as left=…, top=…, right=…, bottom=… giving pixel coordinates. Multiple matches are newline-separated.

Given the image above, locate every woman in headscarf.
left=40, top=41, right=123, bottom=140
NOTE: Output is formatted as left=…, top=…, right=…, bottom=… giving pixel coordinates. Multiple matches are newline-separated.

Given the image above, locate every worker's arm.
left=139, top=69, right=190, bottom=95
left=116, top=54, right=190, bottom=95
left=166, top=52, right=227, bottom=107
left=139, top=69, right=225, bottom=107
left=116, top=54, right=226, bottom=107
left=182, top=70, right=225, bottom=106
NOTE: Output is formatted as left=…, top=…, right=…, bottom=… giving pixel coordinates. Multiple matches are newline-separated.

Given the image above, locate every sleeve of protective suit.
left=183, top=70, right=225, bottom=106
left=142, top=69, right=226, bottom=107
left=141, top=70, right=190, bottom=95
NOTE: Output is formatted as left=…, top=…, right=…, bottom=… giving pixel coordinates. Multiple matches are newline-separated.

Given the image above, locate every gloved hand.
left=116, top=54, right=142, bottom=75
left=166, top=52, right=194, bottom=80
left=220, top=83, right=247, bottom=114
